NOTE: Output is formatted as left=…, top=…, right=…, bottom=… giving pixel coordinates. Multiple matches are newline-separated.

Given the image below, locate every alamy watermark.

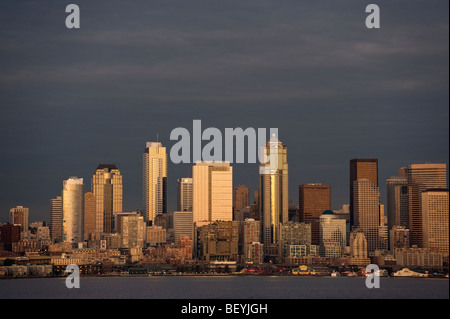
left=65, top=264, right=80, bottom=289
left=365, top=264, right=381, bottom=289
left=170, top=120, right=280, bottom=174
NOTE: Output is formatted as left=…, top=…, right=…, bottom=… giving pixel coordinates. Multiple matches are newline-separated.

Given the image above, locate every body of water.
left=0, top=276, right=448, bottom=299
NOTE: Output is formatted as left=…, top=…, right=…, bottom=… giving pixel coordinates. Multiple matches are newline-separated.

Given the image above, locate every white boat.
left=331, top=271, right=340, bottom=277
left=365, top=269, right=388, bottom=277
left=393, top=268, right=428, bottom=278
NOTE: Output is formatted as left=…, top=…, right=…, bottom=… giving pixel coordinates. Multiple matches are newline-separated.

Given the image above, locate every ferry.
left=392, top=268, right=428, bottom=278
left=291, top=265, right=316, bottom=276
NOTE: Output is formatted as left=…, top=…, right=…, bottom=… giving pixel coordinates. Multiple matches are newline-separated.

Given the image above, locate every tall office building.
left=353, top=178, right=380, bottom=253
left=242, top=218, right=261, bottom=262
left=92, top=164, right=123, bottom=234
left=143, top=142, right=167, bottom=224
left=390, top=226, right=410, bottom=250
left=350, top=158, right=378, bottom=228
left=50, top=196, right=63, bottom=243
left=177, top=178, right=193, bottom=212
left=299, top=184, right=331, bottom=245
left=115, top=212, right=146, bottom=249
left=280, top=222, right=311, bottom=258
left=9, top=206, right=29, bottom=235
left=171, top=211, right=194, bottom=245
left=192, top=161, right=233, bottom=223
left=84, top=192, right=96, bottom=241
left=234, top=185, right=250, bottom=211
left=0, top=223, right=21, bottom=251
left=386, top=176, right=409, bottom=231
left=62, top=177, right=84, bottom=245
left=421, top=189, right=449, bottom=256
left=196, top=221, right=239, bottom=263
left=408, top=163, right=447, bottom=247
left=259, top=135, right=288, bottom=260
left=319, top=210, right=346, bottom=258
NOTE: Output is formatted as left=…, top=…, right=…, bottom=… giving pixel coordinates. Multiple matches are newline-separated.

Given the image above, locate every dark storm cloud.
left=0, top=0, right=448, bottom=221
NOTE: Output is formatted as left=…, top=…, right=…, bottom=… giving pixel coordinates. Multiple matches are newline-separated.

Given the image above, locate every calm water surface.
left=0, top=276, right=448, bottom=299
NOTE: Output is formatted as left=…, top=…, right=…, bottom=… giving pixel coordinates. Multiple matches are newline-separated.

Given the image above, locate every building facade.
left=421, top=189, right=449, bottom=256
left=193, top=161, right=233, bottom=223
left=62, top=177, right=84, bottom=245
left=143, top=142, right=168, bottom=224
left=177, top=178, right=193, bottom=212
left=259, top=135, right=288, bottom=260
left=299, top=184, right=331, bottom=245
left=408, top=163, right=447, bottom=247
left=92, top=164, right=123, bottom=234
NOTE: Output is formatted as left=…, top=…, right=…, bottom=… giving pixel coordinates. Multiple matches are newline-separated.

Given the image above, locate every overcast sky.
left=0, top=0, right=448, bottom=222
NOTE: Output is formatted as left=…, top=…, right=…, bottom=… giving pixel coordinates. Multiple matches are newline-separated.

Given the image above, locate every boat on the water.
left=291, top=265, right=316, bottom=276
left=392, top=268, right=428, bottom=278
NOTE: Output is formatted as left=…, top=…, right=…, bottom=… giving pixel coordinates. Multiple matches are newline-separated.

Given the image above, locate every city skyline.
left=0, top=140, right=448, bottom=224
left=0, top=0, right=448, bottom=223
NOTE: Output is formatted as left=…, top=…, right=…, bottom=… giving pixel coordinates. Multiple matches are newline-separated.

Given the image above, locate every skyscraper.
left=259, top=135, right=288, bottom=260
left=350, top=158, right=378, bottom=228
left=192, top=161, right=233, bottom=223
left=115, top=212, right=146, bottom=249
left=299, top=183, right=331, bottom=245
left=234, top=185, right=250, bottom=211
left=62, top=177, right=84, bottom=245
left=421, top=189, right=449, bottom=256
left=171, top=211, right=194, bottom=245
left=242, top=218, right=261, bottom=262
left=143, top=142, right=167, bottom=224
left=50, top=196, right=62, bottom=243
left=353, top=178, right=380, bottom=253
left=9, top=206, right=29, bottom=235
left=319, top=210, right=346, bottom=258
left=92, top=164, right=123, bottom=234
left=408, top=163, right=447, bottom=247
left=177, top=178, right=193, bottom=212
left=386, top=176, right=409, bottom=231
left=84, top=192, right=96, bottom=241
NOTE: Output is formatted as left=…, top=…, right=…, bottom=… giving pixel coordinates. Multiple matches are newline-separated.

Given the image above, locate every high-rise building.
left=350, top=158, right=378, bottom=228
left=92, top=164, right=123, bottom=233
left=319, top=210, right=346, bottom=258
left=177, top=178, right=193, bottom=212
left=353, top=178, right=380, bottom=253
left=421, top=189, right=449, bottom=256
left=242, top=218, right=261, bottom=262
left=146, top=225, right=167, bottom=246
left=196, top=221, right=239, bottom=263
left=50, top=196, right=63, bottom=243
left=9, top=206, right=29, bottom=235
left=115, top=212, right=146, bottom=249
left=83, top=192, right=96, bottom=241
left=62, top=177, right=84, bottom=245
left=259, top=135, right=288, bottom=260
left=386, top=176, right=409, bottom=231
left=299, top=184, right=331, bottom=245
left=143, top=142, right=167, bottom=224
left=234, top=185, right=250, bottom=211
left=170, top=211, right=194, bottom=245
left=279, top=222, right=311, bottom=258
left=193, top=161, right=233, bottom=223
left=390, top=226, right=410, bottom=250
left=349, top=229, right=370, bottom=266
left=408, top=163, right=447, bottom=247
left=0, top=223, right=21, bottom=251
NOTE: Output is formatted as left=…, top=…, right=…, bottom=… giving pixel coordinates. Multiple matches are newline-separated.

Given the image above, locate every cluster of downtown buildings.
left=0, top=138, right=449, bottom=277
